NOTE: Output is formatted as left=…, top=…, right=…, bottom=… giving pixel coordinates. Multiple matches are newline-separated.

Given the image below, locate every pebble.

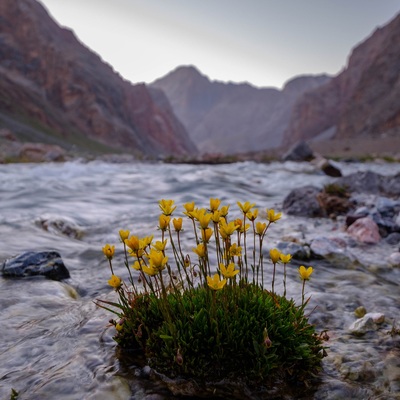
left=388, top=252, right=400, bottom=267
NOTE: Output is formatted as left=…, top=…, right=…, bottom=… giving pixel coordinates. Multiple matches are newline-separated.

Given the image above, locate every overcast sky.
left=38, top=0, right=400, bottom=89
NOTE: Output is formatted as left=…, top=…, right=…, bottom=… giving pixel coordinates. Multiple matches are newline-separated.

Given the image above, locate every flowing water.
left=1, top=160, right=400, bottom=399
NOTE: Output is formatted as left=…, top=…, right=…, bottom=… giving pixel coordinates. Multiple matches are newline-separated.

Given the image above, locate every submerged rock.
left=1, top=251, right=70, bottom=281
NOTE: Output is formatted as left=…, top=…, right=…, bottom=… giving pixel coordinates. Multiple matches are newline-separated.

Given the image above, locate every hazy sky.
left=38, top=0, right=400, bottom=89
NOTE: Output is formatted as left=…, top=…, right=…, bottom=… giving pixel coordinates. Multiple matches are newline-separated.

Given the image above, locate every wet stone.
left=388, top=252, right=400, bottom=267
left=276, top=241, right=310, bottom=260
left=1, top=251, right=70, bottom=281
left=354, top=306, right=367, bottom=318
left=348, top=316, right=377, bottom=336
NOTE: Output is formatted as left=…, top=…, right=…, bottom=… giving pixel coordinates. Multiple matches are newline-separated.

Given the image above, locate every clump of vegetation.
left=323, top=183, right=349, bottom=198
left=98, top=199, right=327, bottom=389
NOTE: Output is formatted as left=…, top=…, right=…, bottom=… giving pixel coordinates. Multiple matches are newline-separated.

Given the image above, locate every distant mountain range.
left=0, top=0, right=399, bottom=161
left=151, top=67, right=330, bottom=155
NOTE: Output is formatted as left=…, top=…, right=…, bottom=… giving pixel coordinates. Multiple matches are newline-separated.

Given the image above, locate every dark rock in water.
left=336, top=171, right=400, bottom=198
left=384, top=232, right=400, bottom=245
left=282, top=185, right=325, bottom=217
left=276, top=241, right=310, bottom=260
left=1, top=251, right=70, bottom=281
left=315, top=157, right=342, bottom=177
left=282, top=140, right=314, bottom=162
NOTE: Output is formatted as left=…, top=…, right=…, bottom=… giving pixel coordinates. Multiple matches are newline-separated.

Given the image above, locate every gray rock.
left=276, top=241, right=310, bottom=260
left=1, top=251, right=70, bottom=281
left=282, top=140, right=314, bottom=162
left=348, top=316, right=377, bottom=336
left=384, top=232, right=400, bottom=245
left=310, top=236, right=357, bottom=267
left=282, top=185, right=325, bottom=217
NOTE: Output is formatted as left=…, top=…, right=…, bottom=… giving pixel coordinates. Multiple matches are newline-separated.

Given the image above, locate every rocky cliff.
left=151, top=66, right=330, bottom=155
left=283, top=12, right=400, bottom=147
left=0, top=0, right=197, bottom=159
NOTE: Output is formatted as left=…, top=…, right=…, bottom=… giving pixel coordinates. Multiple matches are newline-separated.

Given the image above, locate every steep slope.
left=283, top=13, right=400, bottom=147
left=151, top=66, right=330, bottom=155
left=0, top=0, right=197, bottom=158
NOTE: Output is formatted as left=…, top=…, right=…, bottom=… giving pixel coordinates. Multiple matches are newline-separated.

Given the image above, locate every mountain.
left=0, top=0, right=197, bottom=159
left=151, top=66, right=330, bottom=155
left=282, top=13, right=400, bottom=151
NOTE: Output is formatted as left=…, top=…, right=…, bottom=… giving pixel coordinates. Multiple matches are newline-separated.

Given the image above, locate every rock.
left=388, top=252, right=400, bottom=267
left=282, top=185, right=325, bottom=217
left=354, top=306, right=367, bottom=318
left=35, top=217, right=84, bottom=239
left=276, top=241, right=310, bottom=260
left=314, top=157, right=342, bottom=177
left=310, top=236, right=357, bottom=267
left=1, top=251, right=70, bottom=281
left=347, top=217, right=381, bottom=244
left=348, top=315, right=377, bottom=336
left=282, top=140, right=315, bottom=162
left=384, top=232, right=400, bottom=245
left=367, top=312, right=385, bottom=324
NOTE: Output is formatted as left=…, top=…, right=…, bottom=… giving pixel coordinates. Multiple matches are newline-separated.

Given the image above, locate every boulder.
left=282, top=140, right=314, bottom=162
left=314, top=157, right=342, bottom=177
left=346, top=217, right=381, bottom=244
left=1, top=251, right=70, bottom=281
left=282, top=185, right=325, bottom=217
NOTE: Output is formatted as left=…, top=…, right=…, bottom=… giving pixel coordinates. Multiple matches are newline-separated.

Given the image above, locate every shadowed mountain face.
left=0, top=0, right=197, bottom=158
left=282, top=13, right=400, bottom=147
left=151, top=66, right=331, bottom=155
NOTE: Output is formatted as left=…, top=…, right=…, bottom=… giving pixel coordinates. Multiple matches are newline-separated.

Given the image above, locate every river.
left=1, top=160, right=400, bottom=399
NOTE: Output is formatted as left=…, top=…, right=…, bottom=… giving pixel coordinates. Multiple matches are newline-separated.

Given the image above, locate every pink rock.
left=347, top=217, right=381, bottom=244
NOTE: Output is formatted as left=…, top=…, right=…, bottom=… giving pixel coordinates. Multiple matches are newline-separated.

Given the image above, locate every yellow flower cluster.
left=101, top=198, right=314, bottom=303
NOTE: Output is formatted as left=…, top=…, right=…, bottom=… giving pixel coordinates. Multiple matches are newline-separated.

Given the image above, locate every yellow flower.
left=173, top=217, right=183, bottom=232
left=147, top=249, right=168, bottom=270
left=152, top=239, right=168, bottom=251
left=201, top=227, right=213, bottom=243
left=219, top=219, right=240, bottom=239
left=255, top=222, right=267, bottom=236
left=237, top=201, right=255, bottom=213
left=159, top=199, right=176, bottom=216
left=142, top=264, right=158, bottom=276
left=246, top=208, right=258, bottom=221
left=159, top=214, right=171, bottom=231
left=131, top=260, right=143, bottom=270
left=183, top=201, right=195, bottom=213
left=196, top=209, right=212, bottom=229
left=269, top=248, right=281, bottom=264
left=108, top=274, right=121, bottom=288
left=102, top=244, right=115, bottom=260
left=280, top=253, right=292, bottom=264
left=193, top=243, right=206, bottom=258
left=209, top=198, right=221, bottom=211
left=228, top=243, right=242, bottom=257
left=119, top=230, right=130, bottom=242
left=140, top=235, right=154, bottom=249
left=266, top=209, right=282, bottom=223
left=207, top=274, right=227, bottom=290
left=125, top=235, right=140, bottom=251
left=115, top=322, right=123, bottom=332
left=220, top=205, right=230, bottom=217
left=211, top=210, right=221, bottom=223
left=219, top=262, right=239, bottom=278
left=299, top=265, right=313, bottom=281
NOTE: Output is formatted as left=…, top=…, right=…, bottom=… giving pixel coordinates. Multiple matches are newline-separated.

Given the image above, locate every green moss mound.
left=115, top=283, right=325, bottom=386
